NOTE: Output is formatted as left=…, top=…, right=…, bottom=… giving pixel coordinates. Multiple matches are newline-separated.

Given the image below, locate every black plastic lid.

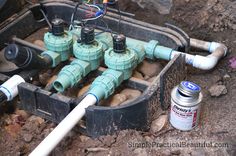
left=51, top=18, right=64, bottom=36
left=113, top=34, right=126, bottom=53
left=80, top=27, right=95, bottom=44
left=4, top=44, right=30, bottom=67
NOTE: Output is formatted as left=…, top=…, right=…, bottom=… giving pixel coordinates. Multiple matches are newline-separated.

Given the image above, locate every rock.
left=77, top=84, right=91, bottom=97
left=46, top=75, right=57, bottom=87
left=171, top=150, right=181, bottom=155
left=28, top=116, right=45, bottom=125
left=33, top=40, right=45, bottom=48
left=223, top=74, right=230, bottom=81
left=4, top=115, right=12, bottom=125
left=39, top=73, right=51, bottom=85
left=79, top=135, right=90, bottom=142
left=150, top=115, right=168, bottom=133
left=133, top=148, right=148, bottom=156
left=208, top=84, right=227, bottom=97
left=161, top=150, right=171, bottom=156
left=120, top=88, right=142, bottom=100
left=110, top=94, right=127, bottom=107
left=133, top=71, right=144, bottom=80
left=15, top=109, right=30, bottom=120
left=11, top=114, right=26, bottom=126
left=5, top=123, right=21, bottom=137
left=23, top=133, right=33, bottom=143
left=138, top=60, right=163, bottom=77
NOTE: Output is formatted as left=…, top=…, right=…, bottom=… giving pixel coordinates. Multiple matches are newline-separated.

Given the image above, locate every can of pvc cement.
left=170, top=81, right=202, bottom=131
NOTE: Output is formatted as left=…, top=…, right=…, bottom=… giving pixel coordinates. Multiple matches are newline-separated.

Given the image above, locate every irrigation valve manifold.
left=30, top=34, right=146, bottom=156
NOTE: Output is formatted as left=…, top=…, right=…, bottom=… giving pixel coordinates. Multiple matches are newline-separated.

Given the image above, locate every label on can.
left=170, top=99, right=200, bottom=131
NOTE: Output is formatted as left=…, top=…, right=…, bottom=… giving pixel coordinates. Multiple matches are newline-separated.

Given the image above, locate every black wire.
left=95, top=19, right=113, bottom=36
left=40, top=9, right=52, bottom=29
left=116, top=0, right=122, bottom=34
left=39, top=3, right=52, bottom=29
left=71, top=2, right=80, bottom=27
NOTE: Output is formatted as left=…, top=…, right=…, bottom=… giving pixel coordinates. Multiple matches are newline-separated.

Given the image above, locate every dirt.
left=0, top=0, right=236, bottom=155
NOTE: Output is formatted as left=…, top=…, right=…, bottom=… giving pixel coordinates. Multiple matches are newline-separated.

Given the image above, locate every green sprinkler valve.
left=73, top=27, right=103, bottom=70
left=53, top=26, right=103, bottom=92
left=104, top=34, right=138, bottom=80
left=43, top=18, right=73, bottom=67
left=88, top=34, right=143, bottom=101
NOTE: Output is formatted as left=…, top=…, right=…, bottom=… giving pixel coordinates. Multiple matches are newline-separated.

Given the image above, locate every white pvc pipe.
left=171, top=38, right=227, bottom=70
left=29, top=94, right=97, bottom=156
left=0, top=75, right=25, bottom=101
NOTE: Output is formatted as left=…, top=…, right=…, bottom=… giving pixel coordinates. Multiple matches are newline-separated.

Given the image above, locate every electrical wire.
left=116, top=0, right=122, bottom=34
left=70, top=2, right=80, bottom=30
left=39, top=8, right=52, bottom=30
left=70, top=0, right=111, bottom=36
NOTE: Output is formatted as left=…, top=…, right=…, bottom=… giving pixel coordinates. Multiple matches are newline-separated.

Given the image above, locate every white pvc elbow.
left=192, top=55, right=219, bottom=70
left=180, top=38, right=228, bottom=70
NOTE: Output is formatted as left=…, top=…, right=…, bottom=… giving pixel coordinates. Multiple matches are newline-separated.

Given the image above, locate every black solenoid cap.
left=80, top=27, right=95, bottom=44
left=113, top=34, right=126, bottom=53
left=51, top=18, right=64, bottom=36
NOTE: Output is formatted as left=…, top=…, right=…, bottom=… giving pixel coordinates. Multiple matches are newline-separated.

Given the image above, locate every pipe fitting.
left=88, top=69, right=123, bottom=101
left=126, top=38, right=146, bottom=63
left=145, top=40, right=173, bottom=60
left=53, top=59, right=91, bottom=92
left=192, top=55, right=218, bottom=70
left=144, top=40, right=158, bottom=59
left=41, top=51, right=61, bottom=67
left=209, top=42, right=227, bottom=56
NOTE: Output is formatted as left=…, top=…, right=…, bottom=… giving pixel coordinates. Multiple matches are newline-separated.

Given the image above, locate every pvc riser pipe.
left=190, top=38, right=227, bottom=55
left=29, top=94, right=97, bottom=156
